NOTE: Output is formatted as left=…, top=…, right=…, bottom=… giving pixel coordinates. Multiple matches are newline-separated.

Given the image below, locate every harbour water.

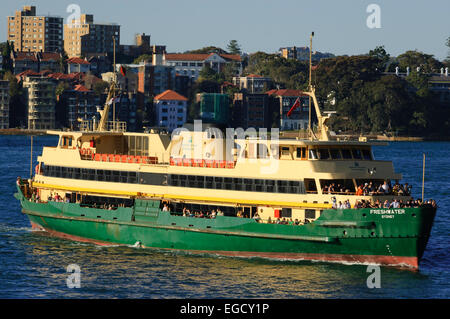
left=0, top=135, right=448, bottom=298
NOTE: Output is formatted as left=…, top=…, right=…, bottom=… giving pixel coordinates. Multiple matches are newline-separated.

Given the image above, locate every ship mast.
left=97, top=35, right=118, bottom=132
left=308, top=31, right=313, bottom=139
left=303, top=32, right=332, bottom=141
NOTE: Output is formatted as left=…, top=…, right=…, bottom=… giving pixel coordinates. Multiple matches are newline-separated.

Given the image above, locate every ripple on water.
left=0, top=137, right=449, bottom=298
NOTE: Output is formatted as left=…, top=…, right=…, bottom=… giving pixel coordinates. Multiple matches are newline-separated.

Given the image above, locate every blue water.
left=0, top=136, right=448, bottom=298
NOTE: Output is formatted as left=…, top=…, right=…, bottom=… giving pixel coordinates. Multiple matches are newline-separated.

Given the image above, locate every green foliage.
left=405, top=72, right=430, bottom=98
left=132, top=54, right=153, bottom=64
left=312, top=54, right=447, bottom=136
left=93, top=81, right=109, bottom=96
left=3, top=70, right=26, bottom=128
left=244, top=51, right=309, bottom=90
left=397, top=50, right=443, bottom=73
left=446, top=36, right=450, bottom=64
left=368, top=45, right=390, bottom=72
left=55, top=81, right=69, bottom=96
left=1, top=41, right=14, bottom=73
left=59, top=51, right=69, bottom=73
left=226, top=40, right=241, bottom=55
left=185, top=46, right=228, bottom=55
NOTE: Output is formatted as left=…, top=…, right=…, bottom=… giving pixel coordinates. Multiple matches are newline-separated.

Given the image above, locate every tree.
left=227, top=40, right=241, bottom=55
left=445, top=36, right=450, bottom=64
left=55, top=81, right=69, bottom=96
left=198, top=64, right=219, bottom=83
left=4, top=71, right=26, bottom=128
left=397, top=50, right=443, bottom=73
left=133, top=54, right=152, bottom=64
left=186, top=46, right=228, bottom=55
left=59, top=50, right=69, bottom=73
left=0, top=41, right=14, bottom=73
left=93, top=80, right=109, bottom=96
left=368, top=45, right=390, bottom=71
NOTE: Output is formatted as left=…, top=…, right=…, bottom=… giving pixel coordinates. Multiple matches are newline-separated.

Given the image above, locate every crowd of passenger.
left=331, top=197, right=437, bottom=209
left=322, top=181, right=412, bottom=196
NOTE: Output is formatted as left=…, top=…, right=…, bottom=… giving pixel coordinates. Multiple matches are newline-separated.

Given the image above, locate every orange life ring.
left=86, top=148, right=92, bottom=156
left=80, top=148, right=86, bottom=155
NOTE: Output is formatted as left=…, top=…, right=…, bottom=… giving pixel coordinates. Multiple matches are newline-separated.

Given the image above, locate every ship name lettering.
left=370, top=209, right=405, bottom=215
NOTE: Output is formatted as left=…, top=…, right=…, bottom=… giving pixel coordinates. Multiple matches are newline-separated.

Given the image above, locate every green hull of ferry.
left=15, top=186, right=436, bottom=269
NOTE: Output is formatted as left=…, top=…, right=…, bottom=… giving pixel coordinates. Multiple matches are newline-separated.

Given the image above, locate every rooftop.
left=67, top=57, right=90, bottom=65
left=165, top=52, right=241, bottom=62
left=154, top=89, right=188, bottom=101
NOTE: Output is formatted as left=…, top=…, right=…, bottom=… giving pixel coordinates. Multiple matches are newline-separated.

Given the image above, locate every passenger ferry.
left=14, top=39, right=437, bottom=269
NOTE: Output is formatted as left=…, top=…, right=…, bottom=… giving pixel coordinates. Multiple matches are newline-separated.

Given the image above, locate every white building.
left=154, top=90, right=188, bottom=132
left=23, top=76, right=56, bottom=130
left=67, top=57, right=91, bottom=74
left=163, top=53, right=242, bottom=81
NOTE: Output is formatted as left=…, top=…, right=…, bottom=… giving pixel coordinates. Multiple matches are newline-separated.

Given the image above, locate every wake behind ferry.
left=14, top=36, right=437, bottom=270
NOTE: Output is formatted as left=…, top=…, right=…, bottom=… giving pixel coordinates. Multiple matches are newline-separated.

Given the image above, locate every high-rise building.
left=23, top=76, right=56, bottom=130
left=64, top=14, right=120, bottom=58
left=0, top=80, right=10, bottom=129
left=59, top=84, right=100, bottom=130
left=7, top=5, right=63, bottom=53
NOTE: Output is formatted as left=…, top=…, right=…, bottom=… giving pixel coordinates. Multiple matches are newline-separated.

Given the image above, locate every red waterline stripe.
left=30, top=221, right=119, bottom=247
left=29, top=222, right=418, bottom=268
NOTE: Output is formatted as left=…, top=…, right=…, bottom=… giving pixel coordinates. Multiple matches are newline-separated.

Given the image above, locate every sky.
left=1, top=0, right=449, bottom=60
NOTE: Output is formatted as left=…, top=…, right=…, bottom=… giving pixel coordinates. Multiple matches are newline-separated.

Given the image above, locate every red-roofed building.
left=37, top=52, right=62, bottom=73
left=11, top=51, right=39, bottom=74
left=154, top=89, right=188, bottom=131
left=266, top=89, right=310, bottom=131
left=67, top=57, right=91, bottom=74
left=15, top=69, right=41, bottom=82
left=163, top=52, right=242, bottom=80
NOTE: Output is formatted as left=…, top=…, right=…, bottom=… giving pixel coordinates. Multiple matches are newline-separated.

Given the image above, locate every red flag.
left=287, top=97, right=301, bottom=117
left=120, top=66, right=126, bottom=77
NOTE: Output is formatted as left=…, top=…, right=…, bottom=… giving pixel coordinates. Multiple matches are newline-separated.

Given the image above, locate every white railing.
left=79, top=120, right=127, bottom=132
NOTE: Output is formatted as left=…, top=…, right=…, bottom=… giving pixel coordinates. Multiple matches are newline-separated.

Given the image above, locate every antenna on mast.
left=308, top=31, right=314, bottom=139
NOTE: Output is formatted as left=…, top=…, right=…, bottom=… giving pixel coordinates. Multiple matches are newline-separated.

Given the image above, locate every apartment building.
left=7, top=6, right=63, bottom=53
left=232, top=93, right=270, bottom=129
left=37, top=52, right=62, bottom=73
left=0, top=81, right=10, bottom=129
left=64, top=14, right=120, bottom=58
left=58, top=84, right=100, bottom=130
left=11, top=51, right=39, bottom=74
left=232, top=74, right=273, bottom=94
left=23, top=76, right=56, bottom=129
left=154, top=90, right=188, bottom=132
left=137, top=63, right=175, bottom=97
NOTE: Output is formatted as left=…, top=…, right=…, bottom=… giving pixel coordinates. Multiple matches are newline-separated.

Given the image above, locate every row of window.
left=308, top=148, right=372, bottom=160
left=42, top=165, right=307, bottom=195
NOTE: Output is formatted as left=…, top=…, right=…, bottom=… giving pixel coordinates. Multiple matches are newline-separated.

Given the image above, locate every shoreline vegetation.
left=1, top=128, right=448, bottom=141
